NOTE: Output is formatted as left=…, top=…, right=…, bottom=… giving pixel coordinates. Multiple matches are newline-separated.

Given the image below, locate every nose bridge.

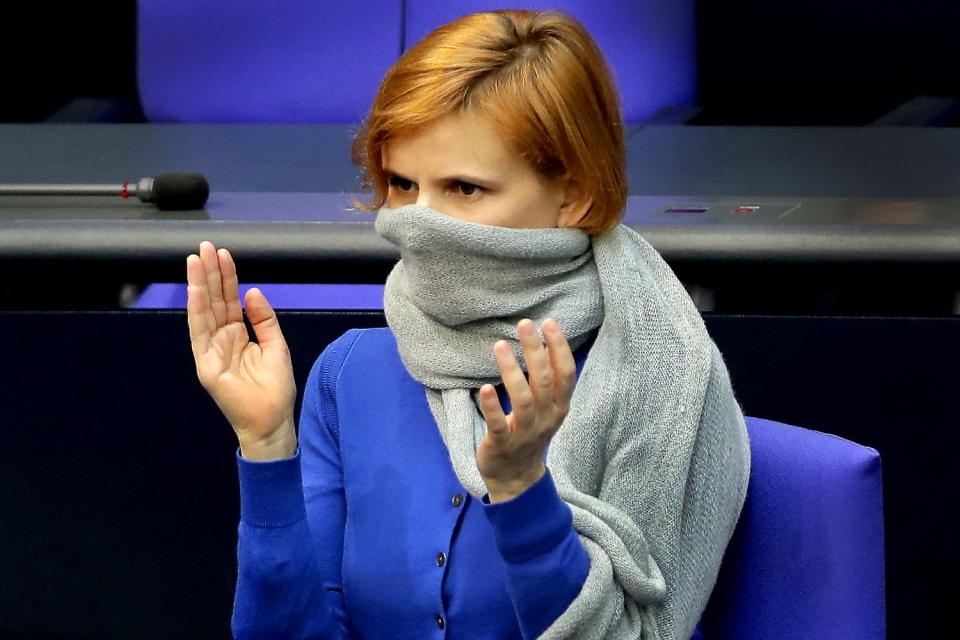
left=415, top=186, right=433, bottom=208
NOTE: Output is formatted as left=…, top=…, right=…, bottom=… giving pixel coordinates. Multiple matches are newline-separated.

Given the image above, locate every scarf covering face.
left=376, top=205, right=750, bottom=640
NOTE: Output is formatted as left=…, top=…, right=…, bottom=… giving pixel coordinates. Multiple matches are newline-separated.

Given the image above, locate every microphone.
left=0, top=172, right=210, bottom=210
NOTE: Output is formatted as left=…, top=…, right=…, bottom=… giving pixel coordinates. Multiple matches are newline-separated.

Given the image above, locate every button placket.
left=434, top=487, right=463, bottom=634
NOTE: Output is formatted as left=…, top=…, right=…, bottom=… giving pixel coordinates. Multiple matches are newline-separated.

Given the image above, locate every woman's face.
left=382, top=111, right=589, bottom=229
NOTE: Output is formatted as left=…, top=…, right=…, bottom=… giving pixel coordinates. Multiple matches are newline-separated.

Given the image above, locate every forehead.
left=381, top=112, right=521, bottom=176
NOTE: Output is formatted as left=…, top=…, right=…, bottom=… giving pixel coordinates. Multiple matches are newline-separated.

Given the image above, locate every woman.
left=186, top=10, right=750, bottom=639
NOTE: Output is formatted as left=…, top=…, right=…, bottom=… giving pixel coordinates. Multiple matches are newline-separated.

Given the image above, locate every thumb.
left=245, top=288, right=287, bottom=351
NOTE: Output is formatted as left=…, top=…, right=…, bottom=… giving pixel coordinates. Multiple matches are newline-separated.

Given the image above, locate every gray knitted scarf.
left=375, top=205, right=750, bottom=640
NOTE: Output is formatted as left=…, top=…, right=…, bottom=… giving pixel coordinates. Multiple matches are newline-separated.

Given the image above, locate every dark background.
left=0, top=2, right=141, bottom=123
left=694, top=0, right=960, bottom=125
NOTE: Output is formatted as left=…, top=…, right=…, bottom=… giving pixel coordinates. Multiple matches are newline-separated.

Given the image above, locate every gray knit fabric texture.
left=376, top=206, right=750, bottom=639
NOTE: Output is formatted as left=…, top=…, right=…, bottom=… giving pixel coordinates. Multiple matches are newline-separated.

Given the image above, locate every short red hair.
left=353, top=10, right=626, bottom=235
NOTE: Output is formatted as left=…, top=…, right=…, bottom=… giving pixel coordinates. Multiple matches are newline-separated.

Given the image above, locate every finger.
left=199, top=240, right=227, bottom=328
left=517, top=318, right=553, bottom=408
left=543, top=318, right=576, bottom=414
left=244, top=287, right=289, bottom=353
left=186, top=253, right=212, bottom=356
left=217, top=247, right=243, bottom=325
left=478, top=384, right=509, bottom=442
left=494, top=340, right=534, bottom=426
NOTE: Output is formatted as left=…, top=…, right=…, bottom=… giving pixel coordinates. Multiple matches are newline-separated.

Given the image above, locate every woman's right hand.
left=186, top=241, right=298, bottom=461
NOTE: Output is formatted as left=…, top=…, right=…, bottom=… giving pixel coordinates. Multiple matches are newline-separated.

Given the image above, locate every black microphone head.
left=152, top=172, right=210, bottom=210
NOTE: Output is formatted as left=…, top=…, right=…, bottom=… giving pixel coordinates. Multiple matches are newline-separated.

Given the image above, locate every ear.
left=556, top=175, right=594, bottom=228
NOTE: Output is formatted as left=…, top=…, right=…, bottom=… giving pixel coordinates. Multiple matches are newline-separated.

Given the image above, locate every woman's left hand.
left=476, top=317, right=577, bottom=503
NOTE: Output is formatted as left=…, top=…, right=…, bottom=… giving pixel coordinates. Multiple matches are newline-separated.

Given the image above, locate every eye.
left=455, top=181, right=480, bottom=196
left=388, top=175, right=417, bottom=192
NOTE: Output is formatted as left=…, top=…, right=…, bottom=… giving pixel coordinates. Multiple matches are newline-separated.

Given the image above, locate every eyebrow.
left=383, top=166, right=499, bottom=189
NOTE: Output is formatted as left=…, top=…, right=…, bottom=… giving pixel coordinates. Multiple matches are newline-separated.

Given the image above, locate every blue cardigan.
left=232, top=328, right=592, bottom=639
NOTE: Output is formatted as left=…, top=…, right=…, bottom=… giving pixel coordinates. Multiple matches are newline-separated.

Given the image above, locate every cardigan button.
left=452, top=493, right=464, bottom=507
left=436, top=614, right=446, bottom=629
left=436, top=552, right=447, bottom=567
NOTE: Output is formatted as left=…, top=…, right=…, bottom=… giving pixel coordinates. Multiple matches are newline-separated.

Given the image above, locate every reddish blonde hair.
left=352, top=10, right=626, bottom=235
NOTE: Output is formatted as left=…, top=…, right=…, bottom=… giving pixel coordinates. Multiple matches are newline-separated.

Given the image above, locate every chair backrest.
left=700, top=417, right=886, bottom=639
left=138, top=1, right=694, bottom=124
left=137, top=1, right=403, bottom=123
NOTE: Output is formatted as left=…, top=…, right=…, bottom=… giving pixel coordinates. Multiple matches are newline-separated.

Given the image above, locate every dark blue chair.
left=137, top=1, right=403, bottom=123
left=699, top=417, right=886, bottom=639
left=138, top=1, right=695, bottom=124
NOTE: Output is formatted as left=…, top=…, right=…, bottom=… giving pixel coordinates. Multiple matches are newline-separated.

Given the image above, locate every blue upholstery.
left=132, top=283, right=384, bottom=310
left=137, top=1, right=403, bottom=123
left=403, top=1, right=697, bottom=123
left=138, top=1, right=694, bottom=124
left=700, top=417, right=886, bottom=639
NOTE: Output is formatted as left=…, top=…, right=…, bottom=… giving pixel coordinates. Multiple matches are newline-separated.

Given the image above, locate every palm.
left=200, top=319, right=249, bottom=376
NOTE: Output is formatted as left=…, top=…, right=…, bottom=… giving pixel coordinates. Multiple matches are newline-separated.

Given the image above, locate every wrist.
left=484, top=464, right=546, bottom=504
left=238, top=420, right=297, bottom=461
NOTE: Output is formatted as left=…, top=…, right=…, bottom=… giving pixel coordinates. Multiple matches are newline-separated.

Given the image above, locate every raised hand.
left=476, top=318, right=576, bottom=503
left=186, top=241, right=297, bottom=461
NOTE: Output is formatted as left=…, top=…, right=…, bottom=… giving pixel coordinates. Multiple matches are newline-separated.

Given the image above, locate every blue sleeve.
left=231, top=330, right=360, bottom=640
left=481, top=468, right=591, bottom=640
